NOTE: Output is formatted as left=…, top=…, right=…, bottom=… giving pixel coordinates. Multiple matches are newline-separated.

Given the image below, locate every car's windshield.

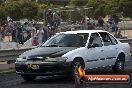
left=42, top=33, right=89, bottom=47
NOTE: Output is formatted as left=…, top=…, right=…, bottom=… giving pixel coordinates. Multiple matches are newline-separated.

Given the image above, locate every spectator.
left=42, top=24, right=49, bottom=43
left=111, top=19, right=116, bottom=32
left=113, top=15, right=119, bottom=32
left=37, top=27, right=44, bottom=45
left=108, top=15, right=113, bottom=24
left=26, top=30, right=31, bottom=41
left=32, top=36, right=39, bottom=46
left=16, top=24, right=23, bottom=44
left=98, top=16, right=104, bottom=27
left=1, top=24, right=6, bottom=42
left=0, top=20, right=3, bottom=41
left=31, top=24, right=36, bottom=38
left=7, top=20, right=15, bottom=41
left=0, top=26, right=3, bottom=42
left=22, top=22, right=28, bottom=42
left=12, top=23, right=17, bottom=42
left=108, top=15, right=117, bottom=32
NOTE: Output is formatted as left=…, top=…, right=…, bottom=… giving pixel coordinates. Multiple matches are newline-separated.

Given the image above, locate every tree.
left=1, top=0, right=132, bottom=21
left=3, top=1, right=22, bottom=20
left=119, top=0, right=132, bottom=17
left=86, top=0, right=105, bottom=18
left=37, top=4, right=48, bottom=20
left=19, top=0, right=38, bottom=20
left=70, top=0, right=88, bottom=6
left=0, top=5, right=6, bottom=19
left=104, top=0, right=120, bottom=16
left=93, top=4, right=105, bottom=18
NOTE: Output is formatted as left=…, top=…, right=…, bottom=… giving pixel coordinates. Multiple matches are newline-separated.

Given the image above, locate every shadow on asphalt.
left=21, top=76, right=74, bottom=84
left=20, top=74, right=132, bottom=88
left=21, top=71, right=115, bottom=84
left=20, top=70, right=131, bottom=84
left=19, top=61, right=132, bottom=88
left=19, top=70, right=132, bottom=88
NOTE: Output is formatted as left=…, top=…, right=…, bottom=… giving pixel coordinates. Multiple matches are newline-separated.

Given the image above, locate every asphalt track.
left=0, top=60, right=132, bottom=88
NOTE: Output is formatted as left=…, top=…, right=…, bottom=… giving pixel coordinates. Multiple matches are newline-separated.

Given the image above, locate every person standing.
left=22, top=22, right=28, bottom=42
left=111, top=19, right=116, bottom=32
left=37, top=27, right=44, bottom=45
left=98, top=16, right=104, bottom=27
left=48, top=26, right=54, bottom=38
left=16, top=23, right=23, bottom=44
left=0, top=25, right=3, bottom=42
left=42, top=25, right=49, bottom=43
left=8, top=20, right=15, bottom=41
left=0, top=20, right=3, bottom=42
left=108, top=15, right=116, bottom=32
left=31, top=24, right=36, bottom=38
left=12, top=23, right=17, bottom=42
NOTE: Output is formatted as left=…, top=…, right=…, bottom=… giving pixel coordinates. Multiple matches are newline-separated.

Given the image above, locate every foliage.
left=0, top=0, right=39, bottom=20
left=0, top=0, right=132, bottom=21
left=119, top=0, right=132, bottom=17
left=70, top=0, right=88, bottom=6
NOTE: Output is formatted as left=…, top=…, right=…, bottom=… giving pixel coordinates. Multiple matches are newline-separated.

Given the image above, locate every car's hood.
left=19, top=47, right=77, bottom=59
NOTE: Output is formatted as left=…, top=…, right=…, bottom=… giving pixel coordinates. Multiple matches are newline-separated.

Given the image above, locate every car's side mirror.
left=88, top=43, right=99, bottom=48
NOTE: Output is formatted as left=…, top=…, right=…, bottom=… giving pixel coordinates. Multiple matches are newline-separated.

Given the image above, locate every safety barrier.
left=0, top=39, right=132, bottom=62
left=0, top=47, right=35, bottom=62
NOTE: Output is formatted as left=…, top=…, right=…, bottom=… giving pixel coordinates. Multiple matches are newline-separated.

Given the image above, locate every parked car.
left=15, top=30, right=131, bottom=81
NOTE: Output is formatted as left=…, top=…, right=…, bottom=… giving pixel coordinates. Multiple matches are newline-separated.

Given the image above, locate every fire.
left=78, top=66, right=85, bottom=76
left=74, top=66, right=86, bottom=88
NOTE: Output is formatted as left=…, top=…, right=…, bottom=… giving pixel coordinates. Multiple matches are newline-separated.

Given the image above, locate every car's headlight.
left=35, top=56, right=43, bottom=59
left=45, top=57, right=68, bottom=62
left=16, top=57, right=27, bottom=63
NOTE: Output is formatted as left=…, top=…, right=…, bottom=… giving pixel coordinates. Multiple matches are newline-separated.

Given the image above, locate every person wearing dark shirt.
left=98, top=16, right=104, bottom=27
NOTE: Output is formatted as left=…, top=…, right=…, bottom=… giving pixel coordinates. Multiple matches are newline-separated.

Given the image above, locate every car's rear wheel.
left=112, top=54, right=125, bottom=73
left=21, top=75, right=36, bottom=81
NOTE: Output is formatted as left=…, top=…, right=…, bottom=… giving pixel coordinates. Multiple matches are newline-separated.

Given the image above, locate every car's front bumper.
left=15, top=61, right=72, bottom=76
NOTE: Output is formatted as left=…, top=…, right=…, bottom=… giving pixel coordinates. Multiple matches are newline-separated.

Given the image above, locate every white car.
left=15, top=30, right=131, bottom=81
left=62, top=30, right=131, bottom=72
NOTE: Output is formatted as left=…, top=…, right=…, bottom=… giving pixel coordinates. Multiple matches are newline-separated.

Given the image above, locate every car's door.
left=85, top=32, right=105, bottom=69
left=98, top=32, right=118, bottom=67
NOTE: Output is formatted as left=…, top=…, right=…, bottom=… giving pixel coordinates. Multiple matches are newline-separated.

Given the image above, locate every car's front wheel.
left=71, top=59, right=85, bottom=76
left=21, top=75, right=36, bottom=81
left=112, top=55, right=125, bottom=73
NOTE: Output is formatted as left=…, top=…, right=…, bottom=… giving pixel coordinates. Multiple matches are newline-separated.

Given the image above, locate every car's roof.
left=60, top=30, right=107, bottom=34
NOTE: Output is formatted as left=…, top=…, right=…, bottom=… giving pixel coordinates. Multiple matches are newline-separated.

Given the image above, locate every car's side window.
left=109, top=34, right=118, bottom=45
left=99, top=32, right=115, bottom=46
left=78, top=33, right=89, bottom=46
left=89, top=33, right=103, bottom=47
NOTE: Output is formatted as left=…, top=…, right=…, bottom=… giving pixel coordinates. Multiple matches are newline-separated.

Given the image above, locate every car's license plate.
left=28, top=64, right=39, bottom=69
